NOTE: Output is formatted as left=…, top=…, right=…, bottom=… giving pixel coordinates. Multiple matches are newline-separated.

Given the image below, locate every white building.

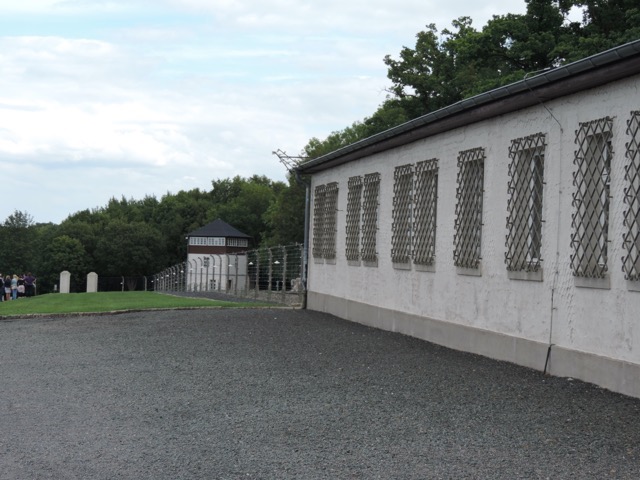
left=185, top=219, right=250, bottom=292
left=297, top=40, right=640, bottom=398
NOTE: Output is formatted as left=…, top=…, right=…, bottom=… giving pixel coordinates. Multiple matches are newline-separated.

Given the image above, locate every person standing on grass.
left=0, top=274, right=4, bottom=302
left=11, top=274, right=18, bottom=300
left=24, top=272, right=35, bottom=297
left=4, top=275, right=12, bottom=301
left=17, top=275, right=25, bottom=298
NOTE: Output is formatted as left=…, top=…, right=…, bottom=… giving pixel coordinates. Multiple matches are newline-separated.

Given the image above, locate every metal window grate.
left=414, top=159, right=439, bottom=266
left=391, top=164, right=413, bottom=263
left=570, top=117, right=613, bottom=278
left=622, top=111, right=640, bottom=281
left=454, top=148, right=485, bottom=269
left=346, top=176, right=363, bottom=261
left=312, top=184, right=326, bottom=259
left=361, top=172, right=380, bottom=263
left=323, top=182, right=339, bottom=260
left=505, top=133, right=546, bottom=272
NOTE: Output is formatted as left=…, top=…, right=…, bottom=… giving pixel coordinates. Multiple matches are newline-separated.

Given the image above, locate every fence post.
left=182, top=261, right=187, bottom=291
left=233, top=254, right=239, bottom=296
left=268, top=247, right=273, bottom=302
left=299, top=243, right=305, bottom=307
left=246, top=255, right=251, bottom=298
left=281, top=245, right=287, bottom=304
left=189, top=259, right=196, bottom=292
left=173, top=265, right=178, bottom=291
left=204, top=257, right=210, bottom=291
left=254, top=250, right=260, bottom=299
left=215, top=254, right=222, bottom=292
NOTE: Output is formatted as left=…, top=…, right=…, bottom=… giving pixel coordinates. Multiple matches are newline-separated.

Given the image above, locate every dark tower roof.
left=187, top=218, right=250, bottom=238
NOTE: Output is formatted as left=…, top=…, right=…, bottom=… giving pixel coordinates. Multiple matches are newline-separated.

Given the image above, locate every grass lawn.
left=0, top=291, right=265, bottom=317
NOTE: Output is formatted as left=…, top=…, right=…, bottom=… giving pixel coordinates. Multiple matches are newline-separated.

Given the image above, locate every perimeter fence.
left=153, top=244, right=306, bottom=307
left=49, top=274, right=152, bottom=293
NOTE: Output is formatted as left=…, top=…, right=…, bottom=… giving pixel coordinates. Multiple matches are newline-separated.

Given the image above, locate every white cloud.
left=0, top=0, right=58, bottom=11
left=0, top=0, right=533, bottom=223
left=0, top=0, right=142, bottom=14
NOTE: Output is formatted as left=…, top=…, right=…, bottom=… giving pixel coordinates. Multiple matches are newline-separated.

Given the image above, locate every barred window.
left=227, top=238, right=248, bottom=248
left=453, top=148, right=485, bottom=269
left=346, top=176, right=363, bottom=261
left=623, top=111, right=640, bottom=281
left=414, top=159, right=439, bottom=266
left=209, top=237, right=226, bottom=246
left=361, top=173, right=380, bottom=263
left=312, top=184, right=326, bottom=259
left=505, top=133, right=546, bottom=272
left=312, top=182, right=338, bottom=260
left=391, top=164, right=413, bottom=264
left=189, top=236, right=226, bottom=246
left=323, top=182, right=339, bottom=260
left=570, top=117, right=613, bottom=279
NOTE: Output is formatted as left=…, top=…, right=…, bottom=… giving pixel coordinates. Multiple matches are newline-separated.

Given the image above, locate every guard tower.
left=185, top=219, right=250, bottom=291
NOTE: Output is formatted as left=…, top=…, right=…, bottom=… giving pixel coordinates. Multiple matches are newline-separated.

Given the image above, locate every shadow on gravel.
left=168, top=289, right=304, bottom=308
left=0, top=308, right=638, bottom=479
left=168, top=290, right=281, bottom=305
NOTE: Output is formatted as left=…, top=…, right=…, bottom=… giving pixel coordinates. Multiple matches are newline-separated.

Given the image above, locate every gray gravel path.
left=1, top=308, right=639, bottom=479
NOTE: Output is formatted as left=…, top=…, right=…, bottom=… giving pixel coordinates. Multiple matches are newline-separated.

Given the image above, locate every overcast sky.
left=0, top=0, right=533, bottom=224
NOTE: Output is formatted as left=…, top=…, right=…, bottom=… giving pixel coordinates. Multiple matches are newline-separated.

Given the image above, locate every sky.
left=0, top=0, right=534, bottom=224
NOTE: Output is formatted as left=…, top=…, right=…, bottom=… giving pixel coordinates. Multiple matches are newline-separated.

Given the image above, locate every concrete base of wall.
left=307, top=291, right=640, bottom=399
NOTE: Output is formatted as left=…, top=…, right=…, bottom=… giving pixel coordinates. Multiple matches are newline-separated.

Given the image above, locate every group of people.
left=0, top=273, right=36, bottom=301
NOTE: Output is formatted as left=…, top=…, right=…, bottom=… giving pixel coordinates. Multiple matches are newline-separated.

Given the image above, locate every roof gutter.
left=298, top=39, right=640, bottom=175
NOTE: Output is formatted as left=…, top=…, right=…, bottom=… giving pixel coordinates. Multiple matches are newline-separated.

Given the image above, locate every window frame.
left=361, top=173, right=381, bottom=266
left=505, top=133, right=546, bottom=279
left=570, top=117, right=613, bottom=284
left=453, top=147, right=485, bottom=273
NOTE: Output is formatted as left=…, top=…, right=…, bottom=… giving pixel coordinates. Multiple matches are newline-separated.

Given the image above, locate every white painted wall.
left=307, top=74, right=640, bottom=396
left=186, top=253, right=248, bottom=292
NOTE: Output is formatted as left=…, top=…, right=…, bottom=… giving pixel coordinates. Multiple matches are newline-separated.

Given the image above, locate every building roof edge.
left=297, top=39, right=640, bottom=174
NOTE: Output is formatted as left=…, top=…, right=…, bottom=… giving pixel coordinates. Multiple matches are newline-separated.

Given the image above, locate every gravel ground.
left=166, top=290, right=279, bottom=305
left=1, top=308, right=639, bottom=479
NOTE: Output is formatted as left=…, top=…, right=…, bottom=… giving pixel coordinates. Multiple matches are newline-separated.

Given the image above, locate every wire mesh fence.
left=98, top=276, right=152, bottom=292
left=152, top=244, right=306, bottom=307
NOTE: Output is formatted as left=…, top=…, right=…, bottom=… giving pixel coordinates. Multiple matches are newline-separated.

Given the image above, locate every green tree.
left=30, top=222, right=62, bottom=293
left=209, top=175, right=285, bottom=246
left=557, top=0, right=640, bottom=61
left=39, top=235, right=91, bottom=293
left=301, top=0, right=640, bottom=162
left=94, top=220, right=167, bottom=277
left=361, top=98, right=412, bottom=137
left=383, top=22, right=463, bottom=118
left=263, top=175, right=306, bottom=246
left=303, top=121, right=371, bottom=159
left=57, top=219, right=101, bottom=270
left=0, top=210, right=36, bottom=275
left=152, top=189, right=212, bottom=265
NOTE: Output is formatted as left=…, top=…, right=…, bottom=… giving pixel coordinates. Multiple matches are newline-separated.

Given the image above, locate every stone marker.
left=59, top=271, right=71, bottom=294
left=87, top=272, right=98, bottom=293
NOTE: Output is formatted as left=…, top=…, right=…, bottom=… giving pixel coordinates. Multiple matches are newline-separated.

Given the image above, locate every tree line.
left=1, top=0, right=636, bottom=293
left=0, top=175, right=305, bottom=293
left=302, top=0, right=640, bottom=158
